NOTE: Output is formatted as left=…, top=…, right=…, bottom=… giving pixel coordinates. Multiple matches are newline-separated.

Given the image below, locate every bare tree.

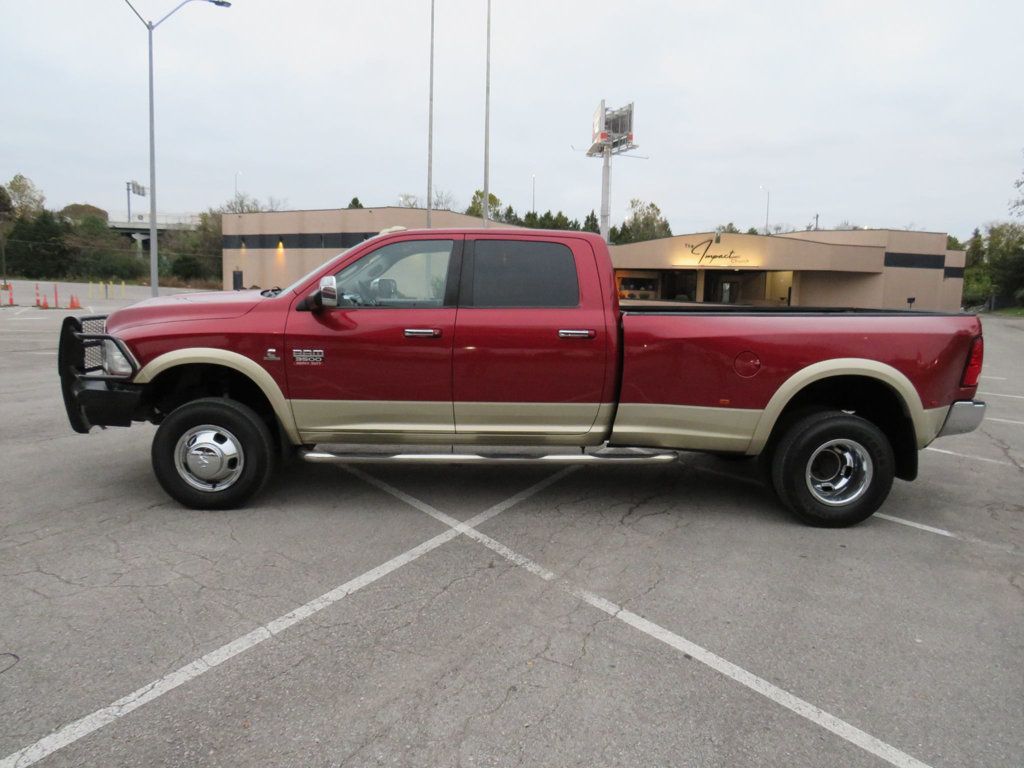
left=1012, top=154, right=1024, bottom=217
left=398, top=193, right=420, bottom=208
left=431, top=189, right=456, bottom=211
left=222, top=193, right=286, bottom=214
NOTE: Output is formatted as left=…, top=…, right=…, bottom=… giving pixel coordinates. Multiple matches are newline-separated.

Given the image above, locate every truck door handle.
left=558, top=329, right=596, bottom=339
left=404, top=328, right=442, bottom=338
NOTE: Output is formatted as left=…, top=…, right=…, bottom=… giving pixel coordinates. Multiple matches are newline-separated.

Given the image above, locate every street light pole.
left=234, top=170, right=242, bottom=197
left=426, top=0, right=435, bottom=228
left=531, top=174, right=535, bottom=213
left=123, top=0, right=231, bottom=297
left=481, top=0, right=491, bottom=227
left=147, top=22, right=158, bottom=295
left=760, top=185, right=770, bottom=235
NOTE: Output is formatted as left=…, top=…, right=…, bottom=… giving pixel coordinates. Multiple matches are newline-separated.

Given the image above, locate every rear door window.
left=469, top=240, right=579, bottom=308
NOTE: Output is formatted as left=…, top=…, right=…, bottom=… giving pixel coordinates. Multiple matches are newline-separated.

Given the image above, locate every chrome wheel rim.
left=804, top=439, right=873, bottom=506
left=173, top=424, right=245, bottom=492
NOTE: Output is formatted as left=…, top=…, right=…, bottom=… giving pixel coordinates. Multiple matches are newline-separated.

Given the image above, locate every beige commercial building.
left=611, top=228, right=965, bottom=311
left=221, top=207, right=518, bottom=291
left=223, top=209, right=964, bottom=312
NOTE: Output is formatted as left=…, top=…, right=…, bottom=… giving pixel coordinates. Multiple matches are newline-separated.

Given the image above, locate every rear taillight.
left=961, top=336, right=984, bottom=388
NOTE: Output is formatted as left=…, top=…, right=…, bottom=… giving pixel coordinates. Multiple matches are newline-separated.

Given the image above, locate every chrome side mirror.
left=319, top=275, right=338, bottom=308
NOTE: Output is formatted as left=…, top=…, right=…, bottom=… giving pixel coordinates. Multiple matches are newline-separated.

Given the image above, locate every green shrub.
left=171, top=254, right=208, bottom=281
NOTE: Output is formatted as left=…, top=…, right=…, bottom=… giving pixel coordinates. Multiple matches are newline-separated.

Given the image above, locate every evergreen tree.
left=965, top=228, right=984, bottom=268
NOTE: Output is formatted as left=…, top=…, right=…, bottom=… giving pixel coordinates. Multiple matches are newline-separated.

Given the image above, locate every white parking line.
left=987, top=417, right=1024, bottom=426
left=351, top=469, right=934, bottom=768
left=924, top=447, right=1012, bottom=465
left=0, top=469, right=575, bottom=768
left=979, top=391, right=1024, bottom=400
left=980, top=375, right=1007, bottom=381
left=875, top=514, right=954, bottom=538
left=875, top=514, right=1023, bottom=557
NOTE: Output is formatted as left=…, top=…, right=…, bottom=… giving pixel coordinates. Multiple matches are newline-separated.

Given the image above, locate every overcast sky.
left=3, top=0, right=1023, bottom=238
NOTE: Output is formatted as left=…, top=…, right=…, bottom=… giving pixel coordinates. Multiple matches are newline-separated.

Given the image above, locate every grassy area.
left=993, top=306, right=1024, bottom=317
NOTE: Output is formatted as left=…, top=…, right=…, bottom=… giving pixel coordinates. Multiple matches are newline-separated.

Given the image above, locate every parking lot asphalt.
left=1, top=285, right=1021, bottom=767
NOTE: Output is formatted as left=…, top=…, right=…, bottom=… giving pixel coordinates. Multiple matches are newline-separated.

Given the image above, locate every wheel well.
left=764, top=375, right=918, bottom=481
left=141, top=364, right=284, bottom=450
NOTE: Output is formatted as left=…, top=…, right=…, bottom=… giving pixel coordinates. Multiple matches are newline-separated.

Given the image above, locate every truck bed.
left=608, top=308, right=981, bottom=454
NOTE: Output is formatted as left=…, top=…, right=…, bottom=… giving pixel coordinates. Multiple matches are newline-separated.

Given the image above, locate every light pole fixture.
left=123, top=0, right=232, bottom=296
left=760, top=184, right=770, bottom=235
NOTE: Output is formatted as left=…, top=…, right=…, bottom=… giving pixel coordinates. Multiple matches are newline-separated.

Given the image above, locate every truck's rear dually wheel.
left=771, top=410, right=894, bottom=527
left=152, top=398, right=274, bottom=509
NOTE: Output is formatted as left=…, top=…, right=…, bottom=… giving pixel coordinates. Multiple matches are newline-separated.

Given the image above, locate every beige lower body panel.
left=919, top=405, right=951, bottom=448
left=292, top=400, right=454, bottom=443
left=293, top=400, right=614, bottom=447
left=609, top=403, right=762, bottom=452
left=454, top=402, right=613, bottom=436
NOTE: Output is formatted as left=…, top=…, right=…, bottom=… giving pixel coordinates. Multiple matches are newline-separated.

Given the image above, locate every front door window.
left=333, top=240, right=453, bottom=308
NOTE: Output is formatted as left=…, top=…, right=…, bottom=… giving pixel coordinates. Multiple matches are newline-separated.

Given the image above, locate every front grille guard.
left=58, top=315, right=140, bottom=383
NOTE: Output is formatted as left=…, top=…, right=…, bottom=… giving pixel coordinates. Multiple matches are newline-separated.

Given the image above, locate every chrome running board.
left=300, top=447, right=678, bottom=465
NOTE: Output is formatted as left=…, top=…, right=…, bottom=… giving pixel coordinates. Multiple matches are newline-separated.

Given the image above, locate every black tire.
left=152, top=397, right=275, bottom=510
left=770, top=410, right=894, bottom=527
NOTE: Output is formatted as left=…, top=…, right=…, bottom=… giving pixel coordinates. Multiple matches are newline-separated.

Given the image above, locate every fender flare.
left=133, top=348, right=300, bottom=445
left=747, top=358, right=938, bottom=455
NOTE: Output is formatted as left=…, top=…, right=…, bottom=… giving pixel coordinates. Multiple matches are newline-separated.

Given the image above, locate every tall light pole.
left=123, top=0, right=231, bottom=297
left=426, top=0, right=435, bottom=228
left=234, top=170, right=242, bottom=198
left=481, top=0, right=491, bottom=227
left=760, top=184, right=770, bottom=235
left=531, top=174, right=536, bottom=213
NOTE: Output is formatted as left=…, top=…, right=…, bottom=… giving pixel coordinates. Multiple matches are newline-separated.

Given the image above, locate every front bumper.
left=937, top=400, right=986, bottom=438
left=58, top=316, right=143, bottom=433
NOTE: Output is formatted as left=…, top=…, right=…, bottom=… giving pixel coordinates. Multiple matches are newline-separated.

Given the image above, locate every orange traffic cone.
left=6, top=285, right=12, bottom=306
left=69, top=294, right=81, bottom=310
left=41, top=295, right=49, bottom=309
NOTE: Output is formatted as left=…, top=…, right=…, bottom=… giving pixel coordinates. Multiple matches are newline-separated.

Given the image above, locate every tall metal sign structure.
left=586, top=100, right=637, bottom=242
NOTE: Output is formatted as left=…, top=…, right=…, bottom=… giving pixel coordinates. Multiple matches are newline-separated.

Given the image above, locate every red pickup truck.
left=59, top=228, right=986, bottom=526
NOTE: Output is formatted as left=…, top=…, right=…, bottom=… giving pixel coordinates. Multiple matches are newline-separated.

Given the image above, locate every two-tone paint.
left=104, top=228, right=982, bottom=456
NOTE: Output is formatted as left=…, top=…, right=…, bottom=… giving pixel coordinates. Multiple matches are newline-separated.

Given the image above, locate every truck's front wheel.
left=152, top=398, right=274, bottom=510
left=770, top=410, right=894, bottom=527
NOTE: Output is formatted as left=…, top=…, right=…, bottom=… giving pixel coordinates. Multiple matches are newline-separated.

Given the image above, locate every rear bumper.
left=937, top=400, right=986, bottom=438
left=58, top=316, right=143, bottom=433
